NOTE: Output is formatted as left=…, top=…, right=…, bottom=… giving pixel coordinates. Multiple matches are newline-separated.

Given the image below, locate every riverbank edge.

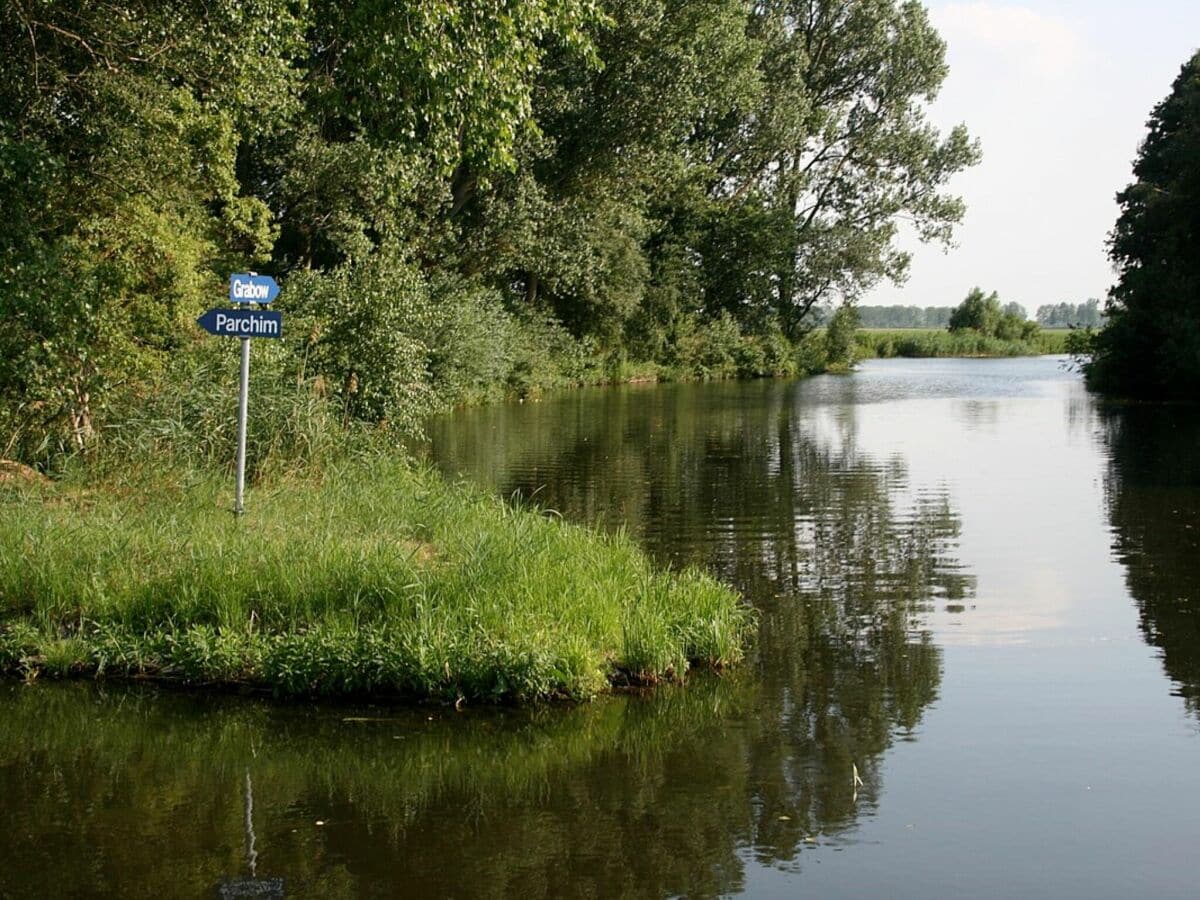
left=854, top=328, right=1070, bottom=361
left=0, top=460, right=755, bottom=705
left=435, top=328, right=1071, bottom=413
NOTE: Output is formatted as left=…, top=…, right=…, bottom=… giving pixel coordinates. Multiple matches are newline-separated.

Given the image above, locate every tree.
left=706, top=0, right=981, bottom=336
left=464, top=0, right=980, bottom=346
left=948, top=288, right=1001, bottom=334
left=1037, top=299, right=1103, bottom=328
left=1078, top=299, right=1104, bottom=328
left=948, top=288, right=1035, bottom=341
left=462, top=0, right=765, bottom=346
left=0, top=0, right=302, bottom=460
left=1086, top=52, right=1200, bottom=398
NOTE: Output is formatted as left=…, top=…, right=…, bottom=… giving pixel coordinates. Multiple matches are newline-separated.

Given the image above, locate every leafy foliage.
left=824, top=305, right=861, bottom=372
left=948, top=287, right=1036, bottom=342
left=1087, top=52, right=1200, bottom=399
left=285, top=249, right=436, bottom=431
left=0, top=0, right=979, bottom=466
left=1036, top=299, right=1103, bottom=329
left=0, top=1, right=301, bottom=460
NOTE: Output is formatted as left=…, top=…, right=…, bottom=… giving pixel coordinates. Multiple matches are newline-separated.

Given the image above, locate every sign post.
left=235, top=337, right=251, bottom=515
left=197, top=274, right=283, bottom=515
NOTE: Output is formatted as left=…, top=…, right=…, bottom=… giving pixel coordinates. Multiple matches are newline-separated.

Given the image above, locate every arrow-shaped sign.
left=229, top=273, right=280, bottom=304
left=197, top=308, right=283, bottom=339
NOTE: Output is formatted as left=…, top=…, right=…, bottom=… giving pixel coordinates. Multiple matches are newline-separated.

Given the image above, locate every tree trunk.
left=69, top=377, right=94, bottom=450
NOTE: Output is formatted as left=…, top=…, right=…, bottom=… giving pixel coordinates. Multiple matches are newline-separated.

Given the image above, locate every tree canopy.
left=1036, top=299, right=1103, bottom=329
left=948, top=288, right=1035, bottom=341
left=1086, top=51, right=1200, bottom=399
left=0, top=0, right=979, bottom=464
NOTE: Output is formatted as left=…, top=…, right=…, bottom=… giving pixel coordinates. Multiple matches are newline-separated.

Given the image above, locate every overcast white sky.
left=863, top=0, right=1200, bottom=313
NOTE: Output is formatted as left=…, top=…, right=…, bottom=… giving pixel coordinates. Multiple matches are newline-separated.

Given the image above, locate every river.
left=3, top=356, right=1198, bottom=898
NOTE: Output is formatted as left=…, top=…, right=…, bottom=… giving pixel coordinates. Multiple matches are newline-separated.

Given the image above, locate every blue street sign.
left=197, top=308, right=283, bottom=339
left=229, top=273, right=280, bottom=304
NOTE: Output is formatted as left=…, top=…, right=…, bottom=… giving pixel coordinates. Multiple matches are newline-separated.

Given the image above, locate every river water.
left=3, top=356, right=1199, bottom=898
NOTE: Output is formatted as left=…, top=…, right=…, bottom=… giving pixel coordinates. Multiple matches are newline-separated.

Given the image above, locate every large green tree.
left=460, top=0, right=763, bottom=346
left=703, top=0, right=979, bottom=337
left=0, top=0, right=602, bottom=458
left=463, top=0, right=978, bottom=348
left=1087, top=51, right=1200, bottom=399
left=273, top=0, right=604, bottom=270
left=0, top=0, right=303, bottom=459
left=1, top=0, right=980, bottom=465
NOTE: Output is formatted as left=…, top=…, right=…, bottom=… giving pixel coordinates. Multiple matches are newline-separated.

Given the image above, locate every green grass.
left=855, top=328, right=1069, bottom=360
left=0, top=458, right=752, bottom=702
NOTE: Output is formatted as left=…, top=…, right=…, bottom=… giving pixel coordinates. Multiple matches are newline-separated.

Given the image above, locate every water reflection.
left=2, top=377, right=974, bottom=897
left=1102, top=406, right=1200, bottom=717
left=0, top=681, right=751, bottom=898
left=426, top=378, right=975, bottom=865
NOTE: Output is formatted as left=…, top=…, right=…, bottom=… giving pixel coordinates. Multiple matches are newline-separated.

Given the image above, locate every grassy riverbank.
left=0, top=459, right=751, bottom=702
left=855, top=328, right=1069, bottom=360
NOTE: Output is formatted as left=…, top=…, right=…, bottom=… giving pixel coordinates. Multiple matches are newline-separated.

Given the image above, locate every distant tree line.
left=856, top=306, right=955, bottom=329
left=1036, top=300, right=1104, bottom=329
left=0, top=0, right=979, bottom=465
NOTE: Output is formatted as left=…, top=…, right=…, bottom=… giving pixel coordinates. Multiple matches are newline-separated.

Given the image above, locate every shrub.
left=284, top=247, right=436, bottom=432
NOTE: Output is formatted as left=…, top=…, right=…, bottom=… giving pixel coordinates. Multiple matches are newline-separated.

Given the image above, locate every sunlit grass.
left=0, top=458, right=752, bottom=702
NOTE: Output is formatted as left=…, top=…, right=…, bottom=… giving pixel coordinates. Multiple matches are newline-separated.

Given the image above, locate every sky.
left=862, top=0, right=1200, bottom=314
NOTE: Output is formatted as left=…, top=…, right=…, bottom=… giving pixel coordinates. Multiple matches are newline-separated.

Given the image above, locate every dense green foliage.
left=1085, top=52, right=1200, bottom=399
left=0, top=0, right=977, bottom=466
left=947, top=287, right=1037, bottom=342
left=0, top=460, right=750, bottom=700
left=1036, top=299, right=1103, bottom=329
left=856, top=305, right=954, bottom=328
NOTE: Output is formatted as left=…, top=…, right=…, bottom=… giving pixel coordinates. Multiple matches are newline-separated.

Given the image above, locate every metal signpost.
left=197, top=274, right=283, bottom=515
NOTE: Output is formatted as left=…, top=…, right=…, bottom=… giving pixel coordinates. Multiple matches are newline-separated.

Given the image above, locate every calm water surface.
left=4, top=356, right=1200, bottom=898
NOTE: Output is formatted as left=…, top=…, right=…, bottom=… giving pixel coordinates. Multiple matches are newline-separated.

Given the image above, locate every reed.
left=855, top=328, right=1069, bottom=360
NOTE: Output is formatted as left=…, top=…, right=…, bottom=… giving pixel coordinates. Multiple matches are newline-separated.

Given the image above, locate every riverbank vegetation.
left=1081, top=51, right=1200, bottom=400
left=856, top=328, right=1068, bottom=360
left=0, top=1, right=982, bottom=701
left=0, top=458, right=751, bottom=701
left=0, top=0, right=979, bottom=469
left=854, top=288, right=1068, bottom=359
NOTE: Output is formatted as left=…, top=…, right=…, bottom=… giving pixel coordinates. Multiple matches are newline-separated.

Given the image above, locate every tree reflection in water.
left=1101, top=406, right=1200, bottom=717
left=0, top=378, right=976, bottom=898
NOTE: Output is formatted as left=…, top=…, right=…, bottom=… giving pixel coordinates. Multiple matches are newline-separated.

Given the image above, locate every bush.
left=284, top=247, right=436, bottom=432
left=795, top=329, right=831, bottom=375
left=824, top=306, right=860, bottom=372
left=421, top=276, right=521, bottom=405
